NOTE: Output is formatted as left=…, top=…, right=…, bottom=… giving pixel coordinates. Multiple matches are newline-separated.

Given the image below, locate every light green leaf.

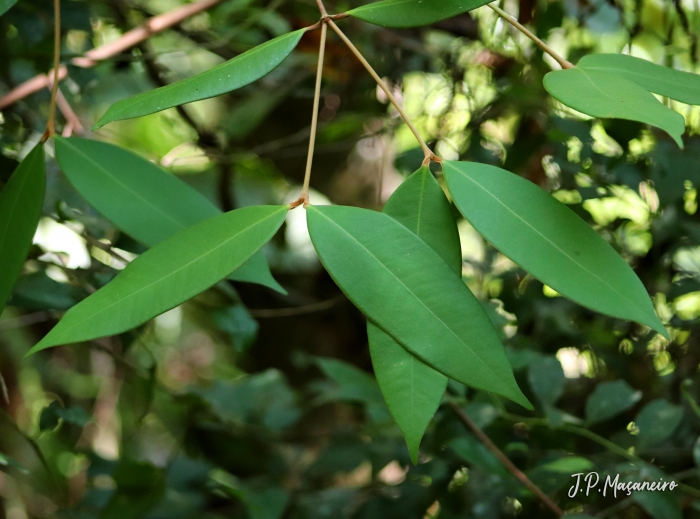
left=93, top=29, right=306, bottom=129
left=0, top=144, right=45, bottom=314
left=0, top=0, right=18, bottom=16
left=538, top=457, right=594, bottom=474
left=54, top=137, right=285, bottom=293
left=28, top=205, right=288, bottom=354
left=369, top=167, right=459, bottom=463
left=443, top=160, right=668, bottom=337
left=635, top=399, right=684, bottom=451
left=579, top=53, right=700, bottom=106
left=347, top=0, right=491, bottom=28
left=585, top=380, right=641, bottom=425
left=307, top=204, right=530, bottom=409
left=528, top=356, right=565, bottom=406
left=543, top=67, right=685, bottom=147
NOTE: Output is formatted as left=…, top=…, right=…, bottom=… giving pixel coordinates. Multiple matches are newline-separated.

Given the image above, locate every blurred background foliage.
left=2, top=0, right=700, bottom=517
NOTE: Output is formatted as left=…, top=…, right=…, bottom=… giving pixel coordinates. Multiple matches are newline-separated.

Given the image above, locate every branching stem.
left=42, top=0, right=61, bottom=141
left=450, top=402, right=564, bottom=517
left=488, top=3, right=573, bottom=69
left=327, top=19, right=438, bottom=164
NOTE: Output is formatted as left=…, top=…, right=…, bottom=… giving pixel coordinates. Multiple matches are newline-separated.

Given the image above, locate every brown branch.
left=449, top=402, right=564, bottom=517
left=0, top=0, right=224, bottom=110
left=42, top=0, right=62, bottom=140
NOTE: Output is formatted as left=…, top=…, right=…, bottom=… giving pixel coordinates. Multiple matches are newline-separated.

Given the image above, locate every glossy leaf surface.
left=94, top=30, right=306, bottom=129
left=0, top=0, right=17, bottom=16
left=443, top=161, right=668, bottom=337
left=347, top=0, right=491, bottom=28
left=368, top=167, right=459, bottom=462
left=0, top=144, right=45, bottom=314
left=307, top=204, right=530, bottom=409
left=54, top=137, right=284, bottom=293
left=579, top=54, right=700, bottom=106
left=543, top=67, right=685, bottom=147
left=28, top=205, right=288, bottom=354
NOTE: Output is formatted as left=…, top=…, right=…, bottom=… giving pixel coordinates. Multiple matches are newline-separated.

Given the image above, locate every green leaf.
left=368, top=167, right=459, bottom=463
left=93, top=29, right=306, bottom=129
left=538, top=457, right=594, bottom=474
left=100, top=461, right=166, bottom=519
left=28, top=205, right=288, bottom=354
left=347, top=0, right=491, bottom=28
left=633, top=490, right=682, bottom=519
left=306, top=204, right=530, bottom=409
left=443, top=160, right=668, bottom=337
left=635, top=399, right=684, bottom=451
left=0, top=144, right=45, bottom=314
left=314, top=357, right=384, bottom=405
left=585, top=380, right=641, bottom=424
left=39, top=401, right=92, bottom=431
left=543, top=67, right=685, bottom=147
left=54, top=137, right=285, bottom=293
left=579, top=54, right=700, bottom=106
left=0, top=0, right=18, bottom=16
left=528, top=356, right=565, bottom=406
left=212, top=304, right=259, bottom=353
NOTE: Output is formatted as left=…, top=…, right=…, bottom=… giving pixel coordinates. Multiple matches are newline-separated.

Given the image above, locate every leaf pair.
left=54, top=137, right=284, bottom=293
left=544, top=54, right=700, bottom=147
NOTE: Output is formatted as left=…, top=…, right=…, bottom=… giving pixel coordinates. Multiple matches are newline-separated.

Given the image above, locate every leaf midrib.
left=314, top=208, right=504, bottom=383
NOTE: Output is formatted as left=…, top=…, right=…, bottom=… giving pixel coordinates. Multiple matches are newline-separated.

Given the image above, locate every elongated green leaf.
left=0, top=0, right=18, bottom=16
left=347, top=0, right=491, bottom=28
left=443, top=160, right=668, bottom=337
left=54, top=137, right=284, bottom=293
left=0, top=144, right=45, bottom=314
left=27, top=205, right=288, bottom=354
left=368, top=167, right=459, bottom=463
left=543, top=68, right=685, bottom=147
left=93, top=29, right=306, bottom=129
left=579, top=54, right=700, bottom=106
left=307, top=204, right=530, bottom=409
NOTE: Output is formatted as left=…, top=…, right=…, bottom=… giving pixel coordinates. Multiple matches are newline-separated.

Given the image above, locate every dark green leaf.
left=307, top=204, right=530, bottom=409
left=579, top=54, right=700, bottom=106
left=54, top=137, right=284, bottom=293
left=0, top=144, right=45, bottom=314
left=28, top=205, right=288, bottom=354
left=585, top=380, right=641, bottom=424
left=213, top=304, right=259, bottom=353
left=443, top=160, right=668, bottom=337
left=543, top=68, right=685, bottom=147
left=39, top=401, right=92, bottom=431
left=314, top=357, right=384, bottom=404
left=528, top=356, right=565, bottom=406
left=633, top=490, right=682, bottom=519
left=94, top=29, right=306, bottom=129
left=10, top=270, right=85, bottom=310
left=635, top=399, right=684, bottom=451
left=0, top=0, right=17, bottom=16
left=100, top=461, right=166, bottom=519
left=347, top=0, right=491, bottom=28
left=369, top=167, right=458, bottom=463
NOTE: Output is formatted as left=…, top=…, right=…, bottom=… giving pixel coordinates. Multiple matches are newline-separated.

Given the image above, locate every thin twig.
left=52, top=84, right=85, bottom=136
left=327, top=19, right=437, bottom=164
left=298, top=22, right=328, bottom=206
left=42, top=0, right=61, bottom=141
left=449, top=402, right=564, bottom=517
left=248, top=294, right=345, bottom=317
left=487, top=3, right=573, bottom=69
left=0, top=0, right=224, bottom=110
left=315, top=0, right=328, bottom=17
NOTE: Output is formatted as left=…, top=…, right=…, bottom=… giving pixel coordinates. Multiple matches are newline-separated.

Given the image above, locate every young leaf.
left=543, top=68, right=685, bottom=147
left=307, top=204, right=530, bottom=409
left=347, top=0, right=491, bottom=28
left=0, top=144, right=45, bottom=314
left=0, top=0, right=18, bottom=16
left=579, top=54, right=700, bottom=106
left=27, top=205, right=288, bottom=354
left=369, top=167, right=459, bottom=463
left=443, top=161, right=668, bottom=337
left=54, top=137, right=284, bottom=293
left=93, top=29, right=306, bottom=129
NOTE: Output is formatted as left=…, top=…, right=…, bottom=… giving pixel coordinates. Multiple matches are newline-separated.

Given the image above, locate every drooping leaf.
left=443, top=161, right=668, bottom=337
left=307, top=204, right=530, bottom=409
left=0, top=144, right=45, bottom=314
left=585, top=380, right=641, bottom=424
left=579, top=54, right=700, bottom=106
left=543, top=67, right=685, bottom=147
left=0, top=0, right=18, bottom=16
left=28, top=205, right=288, bottom=354
left=347, top=0, right=491, bottom=28
left=635, top=399, right=684, bottom=451
left=369, top=167, right=459, bottom=463
left=93, top=29, right=306, bottom=129
left=54, top=137, right=285, bottom=293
